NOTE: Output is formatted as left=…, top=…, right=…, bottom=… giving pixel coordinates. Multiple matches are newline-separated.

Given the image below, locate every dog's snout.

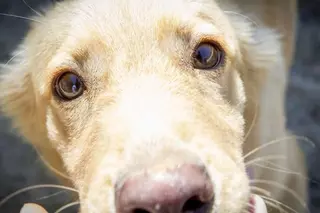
left=115, top=164, right=214, bottom=213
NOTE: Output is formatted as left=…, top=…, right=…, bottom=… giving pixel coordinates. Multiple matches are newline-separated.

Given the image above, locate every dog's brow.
left=156, top=16, right=192, bottom=42
left=71, top=48, right=90, bottom=68
left=197, top=12, right=214, bottom=23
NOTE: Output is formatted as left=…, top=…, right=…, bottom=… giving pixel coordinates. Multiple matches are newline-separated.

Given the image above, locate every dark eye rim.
left=53, top=70, right=86, bottom=101
left=192, top=41, right=225, bottom=70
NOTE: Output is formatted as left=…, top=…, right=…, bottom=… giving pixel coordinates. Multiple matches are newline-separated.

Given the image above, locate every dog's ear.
left=229, top=14, right=285, bottom=111
left=227, top=14, right=287, bottom=157
left=0, top=47, right=38, bottom=141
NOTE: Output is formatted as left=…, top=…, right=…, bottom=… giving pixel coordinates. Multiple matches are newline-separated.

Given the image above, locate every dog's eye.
left=54, top=72, right=84, bottom=100
left=193, top=42, right=224, bottom=70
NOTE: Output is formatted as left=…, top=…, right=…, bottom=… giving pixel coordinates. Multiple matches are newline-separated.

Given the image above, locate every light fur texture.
left=0, top=0, right=307, bottom=212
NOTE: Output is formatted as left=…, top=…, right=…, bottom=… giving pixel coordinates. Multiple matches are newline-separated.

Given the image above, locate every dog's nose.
left=115, top=164, right=214, bottom=213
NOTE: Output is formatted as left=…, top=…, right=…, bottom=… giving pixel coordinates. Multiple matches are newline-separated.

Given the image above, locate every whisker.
left=251, top=163, right=320, bottom=187
left=251, top=193, right=286, bottom=212
left=243, top=136, right=314, bottom=160
left=245, top=155, right=287, bottom=166
left=250, top=186, right=271, bottom=197
left=243, top=101, right=258, bottom=142
left=260, top=195, right=300, bottom=213
left=0, top=13, right=43, bottom=23
left=263, top=199, right=287, bottom=213
left=262, top=160, right=320, bottom=184
left=22, top=0, right=43, bottom=17
left=250, top=179, right=307, bottom=210
left=223, top=10, right=259, bottom=27
left=263, top=160, right=294, bottom=171
left=0, top=184, right=78, bottom=208
left=54, top=201, right=80, bottom=213
left=35, top=190, right=67, bottom=201
left=1, top=51, right=23, bottom=68
left=252, top=163, right=303, bottom=176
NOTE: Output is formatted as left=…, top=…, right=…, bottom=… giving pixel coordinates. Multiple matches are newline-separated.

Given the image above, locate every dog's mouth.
left=248, top=196, right=257, bottom=213
left=19, top=195, right=267, bottom=213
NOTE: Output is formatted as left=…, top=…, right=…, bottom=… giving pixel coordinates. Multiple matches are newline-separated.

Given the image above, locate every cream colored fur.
left=0, top=0, right=307, bottom=212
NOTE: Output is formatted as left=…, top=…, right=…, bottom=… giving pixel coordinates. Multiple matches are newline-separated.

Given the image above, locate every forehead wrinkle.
left=156, top=16, right=193, bottom=44
left=72, top=48, right=90, bottom=69
left=67, top=35, right=113, bottom=69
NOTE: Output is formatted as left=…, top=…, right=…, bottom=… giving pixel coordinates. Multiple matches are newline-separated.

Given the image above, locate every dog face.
left=0, top=0, right=272, bottom=212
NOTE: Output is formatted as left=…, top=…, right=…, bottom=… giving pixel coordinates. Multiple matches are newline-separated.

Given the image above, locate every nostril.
left=133, top=209, right=151, bottom=213
left=182, top=196, right=211, bottom=213
left=116, top=164, right=214, bottom=213
left=131, top=197, right=211, bottom=213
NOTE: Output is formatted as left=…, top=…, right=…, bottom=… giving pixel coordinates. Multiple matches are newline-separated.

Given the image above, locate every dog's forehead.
left=56, top=0, right=236, bottom=66
left=75, top=0, right=215, bottom=23
left=66, top=0, right=228, bottom=43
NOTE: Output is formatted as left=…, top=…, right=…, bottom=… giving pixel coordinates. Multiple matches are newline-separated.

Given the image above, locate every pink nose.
left=115, top=164, right=214, bottom=213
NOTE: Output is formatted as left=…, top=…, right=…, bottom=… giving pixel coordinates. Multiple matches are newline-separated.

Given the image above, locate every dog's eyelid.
left=191, top=34, right=227, bottom=51
left=54, top=66, right=87, bottom=85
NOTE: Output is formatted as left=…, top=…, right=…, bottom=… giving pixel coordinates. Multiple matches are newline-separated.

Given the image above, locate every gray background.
left=0, top=0, right=319, bottom=212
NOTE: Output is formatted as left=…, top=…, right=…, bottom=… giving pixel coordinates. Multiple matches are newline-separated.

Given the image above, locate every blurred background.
left=0, top=0, right=319, bottom=212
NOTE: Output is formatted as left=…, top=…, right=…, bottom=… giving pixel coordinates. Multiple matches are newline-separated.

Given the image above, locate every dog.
left=0, top=0, right=307, bottom=212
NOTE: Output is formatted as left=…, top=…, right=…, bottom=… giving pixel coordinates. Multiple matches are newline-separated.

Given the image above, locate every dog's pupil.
left=196, top=45, right=214, bottom=64
left=60, top=73, right=81, bottom=94
left=194, top=43, right=222, bottom=69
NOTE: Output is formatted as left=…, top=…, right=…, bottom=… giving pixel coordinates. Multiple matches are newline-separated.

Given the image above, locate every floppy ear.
left=0, top=47, right=71, bottom=185
left=0, top=47, right=38, bottom=142
left=226, top=0, right=297, bottom=69
left=228, top=14, right=287, bottom=152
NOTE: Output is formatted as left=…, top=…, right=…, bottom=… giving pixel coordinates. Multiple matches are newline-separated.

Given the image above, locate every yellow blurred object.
left=20, top=203, right=48, bottom=213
